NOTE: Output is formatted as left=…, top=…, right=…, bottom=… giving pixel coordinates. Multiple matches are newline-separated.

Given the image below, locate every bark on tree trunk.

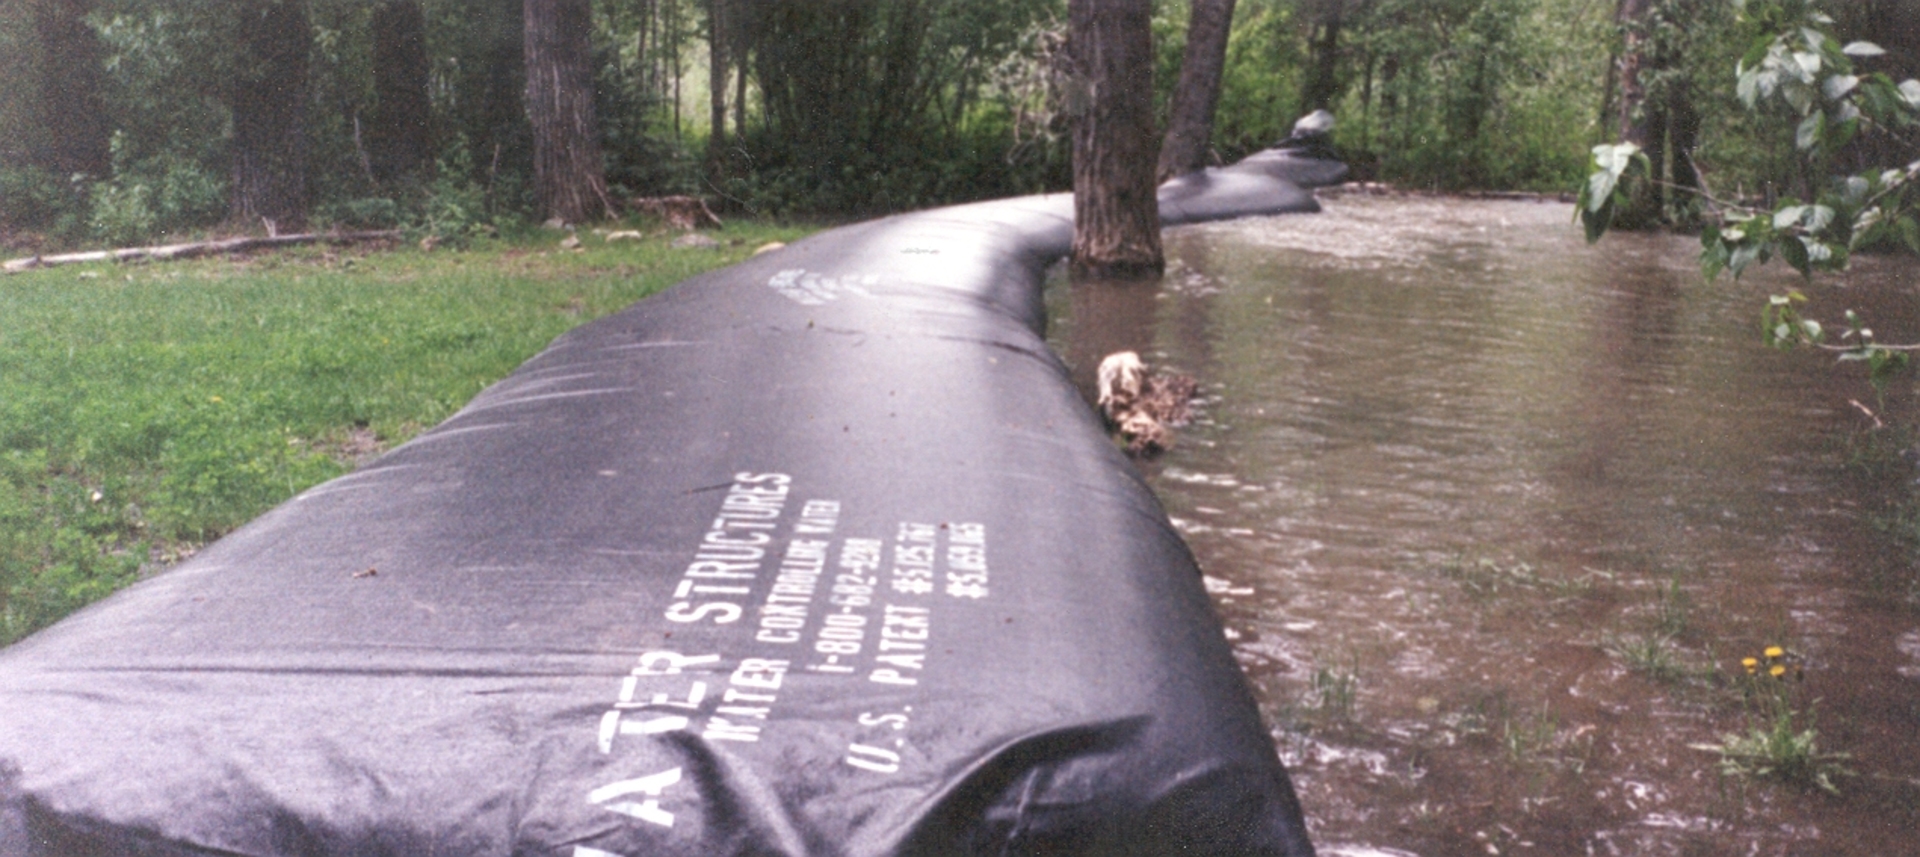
left=1301, top=0, right=1342, bottom=113
left=1612, top=0, right=1652, bottom=148
left=229, top=0, right=312, bottom=233
left=706, top=0, right=727, bottom=174
left=26, top=0, right=109, bottom=178
left=370, top=0, right=431, bottom=184
left=1069, top=0, right=1164, bottom=279
left=479, top=0, right=525, bottom=190
left=1611, top=0, right=1664, bottom=228
left=524, top=0, right=613, bottom=223
left=1158, top=0, right=1237, bottom=181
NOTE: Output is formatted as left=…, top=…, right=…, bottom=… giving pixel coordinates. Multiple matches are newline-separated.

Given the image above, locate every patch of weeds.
left=1652, top=574, right=1692, bottom=637
left=1308, top=659, right=1361, bottom=722
left=1841, top=421, right=1918, bottom=481
left=1501, top=703, right=1559, bottom=765
left=1280, top=655, right=1360, bottom=733
left=1604, top=632, right=1694, bottom=683
left=1691, top=645, right=1852, bottom=795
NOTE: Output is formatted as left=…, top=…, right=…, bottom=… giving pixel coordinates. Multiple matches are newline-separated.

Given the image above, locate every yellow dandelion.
left=1770, top=664, right=1787, bottom=678
left=1764, top=646, right=1785, bottom=659
left=1742, top=657, right=1759, bottom=674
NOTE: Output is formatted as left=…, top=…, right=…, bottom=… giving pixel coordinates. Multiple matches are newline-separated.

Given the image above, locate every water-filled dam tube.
left=0, top=148, right=1344, bottom=857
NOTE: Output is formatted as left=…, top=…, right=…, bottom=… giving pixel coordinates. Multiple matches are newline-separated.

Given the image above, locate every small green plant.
left=1692, top=645, right=1853, bottom=795
left=1305, top=658, right=1360, bottom=723
left=1653, top=574, right=1692, bottom=637
left=1605, top=632, right=1693, bottom=684
left=1501, top=703, right=1559, bottom=765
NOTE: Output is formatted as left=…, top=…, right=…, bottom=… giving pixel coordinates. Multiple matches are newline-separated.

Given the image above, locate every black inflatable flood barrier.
left=0, top=149, right=1345, bottom=857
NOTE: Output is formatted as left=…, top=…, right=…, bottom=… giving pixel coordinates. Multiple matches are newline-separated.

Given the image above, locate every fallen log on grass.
left=630, top=194, right=723, bottom=230
left=1, top=230, right=401, bottom=274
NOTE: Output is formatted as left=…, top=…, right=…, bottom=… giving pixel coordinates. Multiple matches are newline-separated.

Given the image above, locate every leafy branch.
left=1581, top=0, right=1920, bottom=388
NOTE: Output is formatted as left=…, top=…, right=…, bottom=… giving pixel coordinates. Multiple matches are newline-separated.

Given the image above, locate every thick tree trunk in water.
left=230, top=0, right=312, bottom=233
left=1068, top=0, right=1163, bottom=279
left=26, top=0, right=109, bottom=178
left=1610, top=0, right=1662, bottom=228
left=1158, top=0, right=1237, bottom=181
left=524, top=0, right=612, bottom=223
left=370, top=0, right=430, bottom=184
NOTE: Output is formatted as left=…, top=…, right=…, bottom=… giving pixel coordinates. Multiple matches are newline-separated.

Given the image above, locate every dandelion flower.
left=1770, top=664, right=1787, bottom=678
left=1742, top=657, right=1759, bottom=674
left=1765, top=646, right=1785, bottom=659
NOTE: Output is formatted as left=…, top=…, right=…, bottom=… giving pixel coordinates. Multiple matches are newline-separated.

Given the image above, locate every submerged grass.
left=0, top=223, right=813, bottom=644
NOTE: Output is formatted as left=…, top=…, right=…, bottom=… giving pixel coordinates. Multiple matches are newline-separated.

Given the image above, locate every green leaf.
left=1842, top=41, right=1887, bottom=57
left=1581, top=199, right=1615, bottom=244
left=1773, top=205, right=1806, bottom=229
left=1898, top=215, right=1920, bottom=254
left=1901, top=79, right=1920, bottom=107
left=1796, top=110, right=1825, bottom=151
left=1738, top=69, right=1761, bottom=107
left=1824, top=74, right=1859, bottom=100
left=1806, top=205, right=1835, bottom=234
left=1785, top=80, right=1815, bottom=114
left=1730, top=242, right=1763, bottom=278
left=1700, top=225, right=1731, bottom=280
left=1793, top=50, right=1823, bottom=80
left=1781, top=233, right=1811, bottom=276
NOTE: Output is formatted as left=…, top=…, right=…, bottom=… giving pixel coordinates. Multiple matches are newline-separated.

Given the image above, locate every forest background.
left=5, top=0, right=1914, bottom=252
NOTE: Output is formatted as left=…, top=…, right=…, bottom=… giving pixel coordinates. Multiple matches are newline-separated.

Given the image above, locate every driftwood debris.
left=630, top=195, right=722, bottom=231
left=1096, top=351, right=1199, bottom=455
left=2, top=230, right=401, bottom=274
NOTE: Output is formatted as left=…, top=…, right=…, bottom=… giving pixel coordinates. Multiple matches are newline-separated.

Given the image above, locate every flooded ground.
left=1046, top=194, right=1920, bottom=856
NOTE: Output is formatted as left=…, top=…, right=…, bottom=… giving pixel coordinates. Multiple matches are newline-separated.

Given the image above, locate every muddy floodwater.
left=1046, top=194, right=1920, bottom=856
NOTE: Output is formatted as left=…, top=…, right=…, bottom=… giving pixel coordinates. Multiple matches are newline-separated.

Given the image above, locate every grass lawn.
left=0, top=222, right=815, bottom=645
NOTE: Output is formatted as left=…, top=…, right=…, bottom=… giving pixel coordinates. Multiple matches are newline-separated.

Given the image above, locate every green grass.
left=0, top=223, right=813, bottom=644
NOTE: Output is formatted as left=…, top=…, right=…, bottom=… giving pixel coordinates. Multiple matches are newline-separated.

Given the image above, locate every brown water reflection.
left=1047, top=194, right=1920, bottom=856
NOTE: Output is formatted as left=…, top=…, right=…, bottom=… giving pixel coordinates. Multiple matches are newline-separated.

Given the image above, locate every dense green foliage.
left=0, top=222, right=810, bottom=643
left=4, top=0, right=1644, bottom=248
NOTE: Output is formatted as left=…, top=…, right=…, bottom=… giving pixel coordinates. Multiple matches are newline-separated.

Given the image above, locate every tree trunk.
left=370, top=0, right=430, bottom=184
left=733, top=10, right=748, bottom=139
left=479, top=0, right=525, bottom=192
left=26, top=0, right=109, bottom=178
left=1300, top=0, right=1342, bottom=113
left=706, top=0, right=727, bottom=172
left=1069, top=0, right=1164, bottom=279
left=1158, top=0, right=1237, bottom=181
left=1612, top=0, right=1652, bottom=148
left=1611, top=0, right=1663, bottom=228
left=229, top=0, right=312, bottom=233
left=524, top=0, right=612, bottom=223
